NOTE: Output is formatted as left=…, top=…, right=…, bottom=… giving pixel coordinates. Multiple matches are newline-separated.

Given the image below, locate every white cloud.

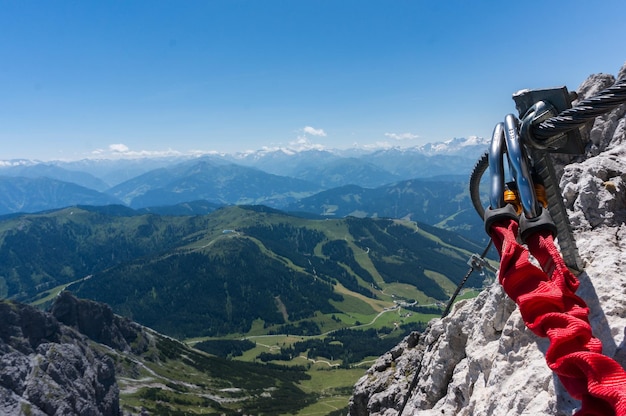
left=288, top=136, right=326, bottom=151
left=109, top=143, right=130, bottom=153
left=96, top=143, right=185, bottom=159
left=384, top=132, right=419, bottom=141
left=302, top=126, right=327, bottom=137
left=0, top=159, right=36, bottom=167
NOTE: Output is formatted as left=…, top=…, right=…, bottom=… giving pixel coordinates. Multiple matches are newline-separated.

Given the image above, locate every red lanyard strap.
left=488, top=217, right=626, bottom=416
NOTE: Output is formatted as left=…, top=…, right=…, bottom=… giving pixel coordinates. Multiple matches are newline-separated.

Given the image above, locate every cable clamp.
left=467, top=253, right=497, bottom=275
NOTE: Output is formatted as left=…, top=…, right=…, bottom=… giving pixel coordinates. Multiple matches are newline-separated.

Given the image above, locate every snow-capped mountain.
left=417, top=136, right=490, bottom=155
left=0, top=136, right=490, bottom=215
left=0, top=136, right=489, bottom=187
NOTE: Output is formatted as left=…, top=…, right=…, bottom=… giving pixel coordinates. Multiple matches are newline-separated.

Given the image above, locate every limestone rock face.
left=349, top=63, right=626, bottom=416
left=0, top=299, right=120, bottom=416
left=50, top=290, right=149, bottom=355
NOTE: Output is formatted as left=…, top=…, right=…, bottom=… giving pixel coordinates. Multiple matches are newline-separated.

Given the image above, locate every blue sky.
left=1, top=1, right=625, bottom=161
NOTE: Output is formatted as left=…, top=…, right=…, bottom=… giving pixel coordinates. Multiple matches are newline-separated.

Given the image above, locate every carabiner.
left=519, top=100, right=559, bottom=150
left=488, top=122, right=506, bottom=210
left=503, top=114, right=539, bottom=219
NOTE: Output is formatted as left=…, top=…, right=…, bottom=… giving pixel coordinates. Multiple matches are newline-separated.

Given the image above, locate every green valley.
left=0, top=204, right=494, bottom=414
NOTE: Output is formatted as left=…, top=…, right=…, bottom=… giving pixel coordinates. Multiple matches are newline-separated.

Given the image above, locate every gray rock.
left=0, top=300, right=120, bottom=416
left=50, top=291, right=149, bottom=355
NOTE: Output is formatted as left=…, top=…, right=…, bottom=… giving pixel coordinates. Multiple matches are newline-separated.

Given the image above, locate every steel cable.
left=534, top=77, right=626, bottom=140
left=469, top=77, right=626, bottom=220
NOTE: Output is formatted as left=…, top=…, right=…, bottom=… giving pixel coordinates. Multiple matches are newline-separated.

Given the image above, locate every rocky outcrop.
left=349, top=63, right=626, bottom=415
left=0, top=299, right=120, bottom=416
left=50, top=291, right=150, bottom=355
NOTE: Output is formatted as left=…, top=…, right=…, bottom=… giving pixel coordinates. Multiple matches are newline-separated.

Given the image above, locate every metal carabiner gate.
left=503, top=114, right=540, bottom=219
left=488, top=114, right=539, bottom=219
left=485, top=112, right=556, bottom=244
left=488, top=122, right=506, bottom=210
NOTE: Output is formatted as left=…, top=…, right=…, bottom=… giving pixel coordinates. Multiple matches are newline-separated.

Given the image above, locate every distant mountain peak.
left=0, top=136, right=488, bottom=167
left=226, top=136, right=489, bottom=162
left=417, top=136, right=490, bottom=155
left=0, top=136, right=490, bottom=215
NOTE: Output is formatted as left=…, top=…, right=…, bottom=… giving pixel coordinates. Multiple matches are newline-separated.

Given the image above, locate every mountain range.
left=1, top=136, right=487, bottom=184
left=0, top=137, right=488, bottom=210
left=0, top=138, right=489, bottom=248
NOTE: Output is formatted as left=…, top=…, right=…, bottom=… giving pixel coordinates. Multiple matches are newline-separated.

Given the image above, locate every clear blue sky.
left=1, top=0, right=625, bottom=161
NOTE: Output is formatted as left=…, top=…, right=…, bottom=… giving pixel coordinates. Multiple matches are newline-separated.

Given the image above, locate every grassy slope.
left=65, top=206, right=489, bottom=339
left=1, top=205, right=492, bottom=415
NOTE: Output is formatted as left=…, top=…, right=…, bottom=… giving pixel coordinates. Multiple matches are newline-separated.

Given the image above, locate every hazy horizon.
left=0, top=135, right=491, bottom=165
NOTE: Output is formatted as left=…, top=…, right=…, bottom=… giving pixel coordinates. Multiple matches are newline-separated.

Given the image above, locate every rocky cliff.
left=0, top=295, right=121, bottom=416
left=50, top=291, right=150, bottom=356
left=0, top=290, right=164, bottom=415
left=349, top=63, right=626, bottom=415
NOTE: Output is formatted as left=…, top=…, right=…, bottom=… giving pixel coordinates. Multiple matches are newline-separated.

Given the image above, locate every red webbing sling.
left=489, top=217, right=626, bottom=416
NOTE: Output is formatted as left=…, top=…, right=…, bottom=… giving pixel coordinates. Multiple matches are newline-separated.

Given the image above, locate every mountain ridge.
left=1, top=291, right=323, bottom=415
left=0, top=202, right=491, bottom=414
left=0, top=142, right=489, bottom=246
left=286, top=175, right=484, bottom=243
left=0, top=204, right=490, bottom=338
left=0, top=136, right=488, bottom=189
left=0, top=176, right=123, bottom=215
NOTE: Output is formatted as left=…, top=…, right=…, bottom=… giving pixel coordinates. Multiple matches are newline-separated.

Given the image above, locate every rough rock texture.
left=50, top=291, right=150, bottom=356
left=349, top=63, right=626, bottom=416
left=0, top=297, right=121, bottom=416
